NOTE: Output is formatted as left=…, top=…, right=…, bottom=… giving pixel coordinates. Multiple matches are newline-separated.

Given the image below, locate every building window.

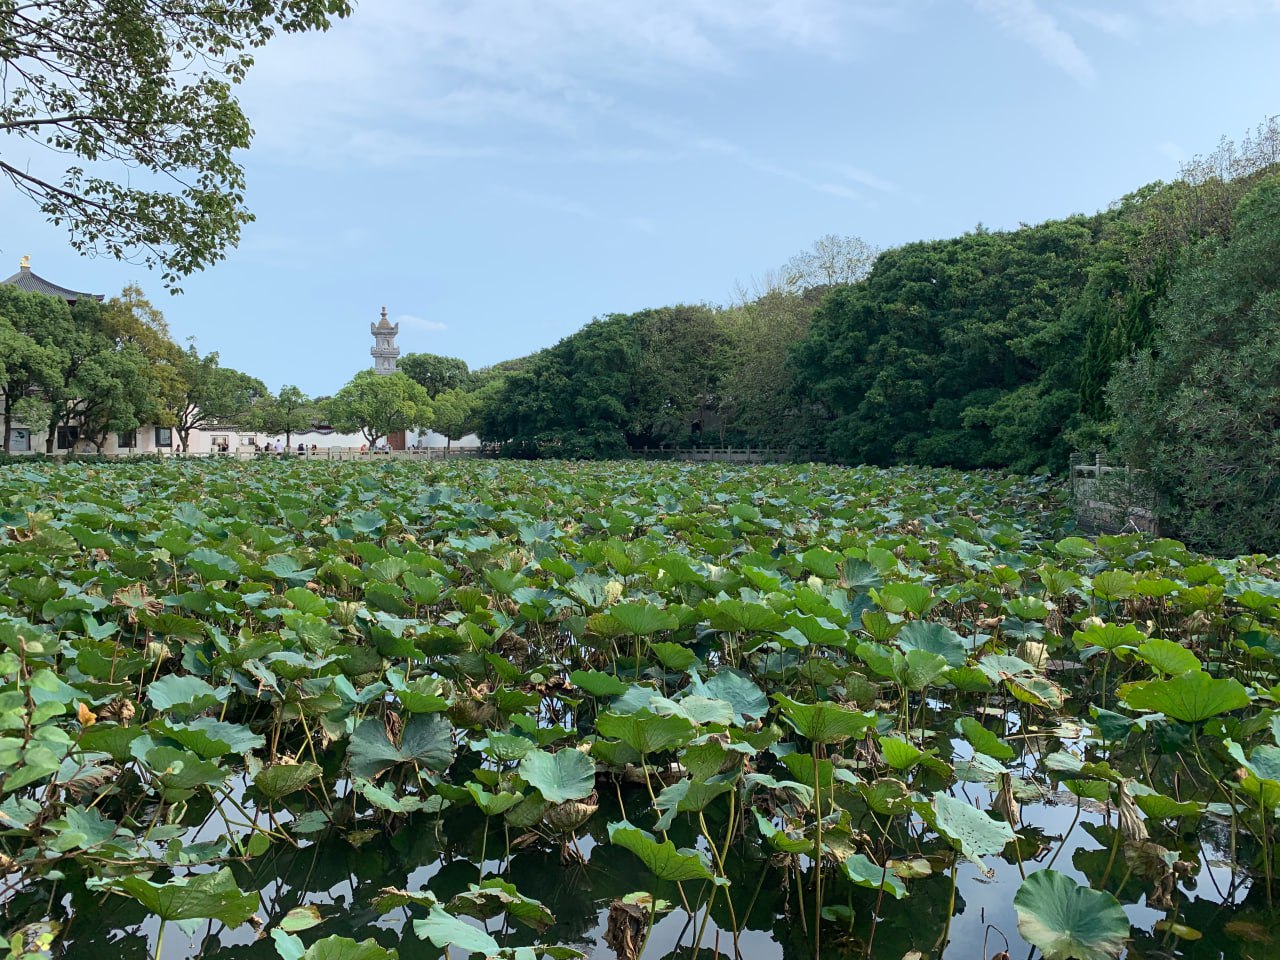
left=56, top=425, right=80, bottom=449
left=117, top=430, right=137, bottom=449
left=154, top=427, right=173, bottom=447
left=240, top=436, right=254, bottom=447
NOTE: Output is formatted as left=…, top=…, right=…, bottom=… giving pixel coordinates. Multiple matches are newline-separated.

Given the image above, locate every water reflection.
left=49, top=716, right=1269, bottom=960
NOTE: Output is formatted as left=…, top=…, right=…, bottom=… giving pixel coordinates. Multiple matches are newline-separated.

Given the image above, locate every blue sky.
left=3, top=0, right=1279, bottom=396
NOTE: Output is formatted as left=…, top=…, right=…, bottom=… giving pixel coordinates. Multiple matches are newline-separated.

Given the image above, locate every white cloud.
left=397, top=313, right=448, bottom=332
left=1150, top=0, right=1280, bottom=23
left=239, top=0, right=903, bottom=163
left=1064, top=6, right=1138, bottom=38
left=971, top=0, right=1095, bottom=84
left=491, top=185, right=596, bottom=220
left=822, top=162, right=899, bottom=193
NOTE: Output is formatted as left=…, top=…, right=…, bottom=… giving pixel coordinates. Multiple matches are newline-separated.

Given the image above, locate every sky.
left=2, top=0, right=1280, bottom=396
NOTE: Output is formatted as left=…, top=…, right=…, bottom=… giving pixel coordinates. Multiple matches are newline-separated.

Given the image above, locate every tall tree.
left=164, top=346, right=265, bottom=452
left=780, top=234, right=879, bottom=293
left=249, top=385, right=316, bottom=447
left=0, top=0, right=351, bottom=290
left=0, top=287, right=63, bottom=453
left=326, top=371, right=431, bottom=446
left=427, top=387, right=481, bottom=449
left=718, top=289, right=824, bottom=449
left=1109, top=174, right=1280, bottom=554
left=399, top=353, right=472, bottom=398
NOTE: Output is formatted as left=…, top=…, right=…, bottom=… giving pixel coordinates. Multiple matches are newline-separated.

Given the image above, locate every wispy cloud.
left=822, top=163, right=899, bottom=193
left=397, top=313, right=448, bottom=333
left=241, top=1, right=902, bottom=164
left=1150, top=0, right=1280, bottom=23
left=491, top=185, right=596, bottom=220
left=970, top=0, right=1095, bottom=84
left=1064, top=6, right=1138, bottom=38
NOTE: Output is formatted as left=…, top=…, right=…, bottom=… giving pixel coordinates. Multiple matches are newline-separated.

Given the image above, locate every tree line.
left=0, top=286, right=492, bottom=454
left=468, top=118, right=1280, bottom=554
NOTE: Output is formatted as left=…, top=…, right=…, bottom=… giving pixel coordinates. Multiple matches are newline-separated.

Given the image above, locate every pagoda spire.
left=370, top=305, right=400, bottom=375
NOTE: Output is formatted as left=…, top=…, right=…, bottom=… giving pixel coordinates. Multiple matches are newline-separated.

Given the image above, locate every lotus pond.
left=2, top=458, right=1280, bottom=960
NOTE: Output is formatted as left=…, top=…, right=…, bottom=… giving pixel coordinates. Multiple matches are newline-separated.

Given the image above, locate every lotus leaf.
left=1013, top=869, right=1129, bottom=960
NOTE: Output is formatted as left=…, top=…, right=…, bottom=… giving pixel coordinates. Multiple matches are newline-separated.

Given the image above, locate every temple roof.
left=1, top=257, right=104, bottom=304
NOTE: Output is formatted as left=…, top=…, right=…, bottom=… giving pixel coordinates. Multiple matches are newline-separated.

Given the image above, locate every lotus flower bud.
left=604, top=581, right=624, bottom=605
left=807, top=576, right=824, bottom=590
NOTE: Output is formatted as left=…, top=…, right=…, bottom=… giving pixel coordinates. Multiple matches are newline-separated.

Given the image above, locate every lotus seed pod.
left=543, top=796, right=598, bottom=834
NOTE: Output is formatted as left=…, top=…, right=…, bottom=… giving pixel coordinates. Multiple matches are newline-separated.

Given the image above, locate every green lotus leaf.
left=841, top=853, right=907, bottom=899
left=1120, top=671, right=1251, bottom=723
left=253, top=762, right=323, bottom=801
left=774, top=694, right=876, bottom=744
left=927, top=793, right=1016, bottom=869
left=448, top=878, right=554, bottom=931
left=879, top=736, right=924, bottom=771
left=596, top=709, right=696, bottom=755
left=956, top=716, right=1015, bottom=761
left=146, top=675, right=229, bottom=715
left=603, top=601, right=678, bottom=636
left=1133, top=638, right=1201, bottom=676
left=569, top=669, right=628, bottom=697
left=108, top=867, right=257, bottom=926
left=518, top=748, right=596, bottom=804
left=896, top=621, right=967, bottom=667
left=148, top=718, right=264, bottom=758
left=607, top=821, right=721, bottom=884
left=412, top=905, right=500, bottom=956
left=1013, top=869, right=1129, bottom=960
left=299, top=934, right=399, bottom=960
left=347, top=714, right=454, bottom=780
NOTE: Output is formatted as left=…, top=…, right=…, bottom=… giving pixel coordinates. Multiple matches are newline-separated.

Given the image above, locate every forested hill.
left=462, top=120, right=1280, bottom=552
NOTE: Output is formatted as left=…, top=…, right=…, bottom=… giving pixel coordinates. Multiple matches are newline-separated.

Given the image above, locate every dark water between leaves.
left=50, top=717, right=1270, bottom=960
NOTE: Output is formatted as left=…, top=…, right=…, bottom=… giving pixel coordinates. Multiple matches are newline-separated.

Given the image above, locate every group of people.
left=247, top=440, right=320, bottom=455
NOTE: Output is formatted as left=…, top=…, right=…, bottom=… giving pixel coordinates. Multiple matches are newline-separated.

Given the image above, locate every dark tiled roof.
left=1, top=265, right=103, bottom=304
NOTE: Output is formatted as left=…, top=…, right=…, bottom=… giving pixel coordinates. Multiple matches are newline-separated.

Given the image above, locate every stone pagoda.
left=370, top=306, right=400, bottom=375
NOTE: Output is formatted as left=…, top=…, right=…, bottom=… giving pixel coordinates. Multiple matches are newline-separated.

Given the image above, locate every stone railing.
left=632, top=446, right=808, bottom=464
left=1069, top=453, right=1160, bottom=535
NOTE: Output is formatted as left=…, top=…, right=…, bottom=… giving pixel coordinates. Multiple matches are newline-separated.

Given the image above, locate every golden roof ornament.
left=19, top=255, right=30, bottom=269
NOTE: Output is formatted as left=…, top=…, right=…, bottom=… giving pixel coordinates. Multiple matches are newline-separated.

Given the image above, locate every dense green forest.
left=433, top=118, right=1280, bottom=552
